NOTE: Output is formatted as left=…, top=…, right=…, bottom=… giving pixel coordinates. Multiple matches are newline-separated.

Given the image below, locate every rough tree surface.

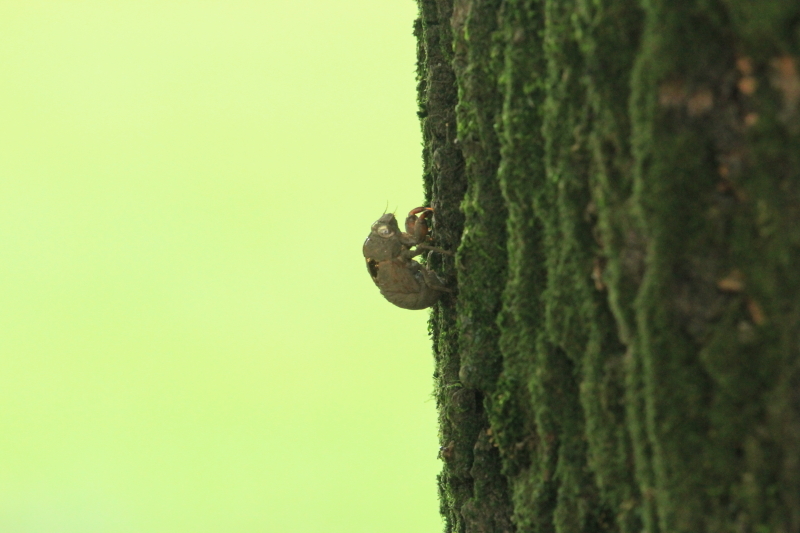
left=415, top=1, right=800, bottom=532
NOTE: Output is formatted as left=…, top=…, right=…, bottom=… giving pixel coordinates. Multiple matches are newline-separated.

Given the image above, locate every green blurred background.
left=0, top=1, right=442, bottom=531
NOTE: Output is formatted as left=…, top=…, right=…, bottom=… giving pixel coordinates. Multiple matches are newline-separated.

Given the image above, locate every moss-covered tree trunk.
left=416, top=1, right=800, bottom=531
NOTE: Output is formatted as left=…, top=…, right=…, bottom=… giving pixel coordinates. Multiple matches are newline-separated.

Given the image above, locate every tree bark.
left=416, top=1, right=800, bottom=532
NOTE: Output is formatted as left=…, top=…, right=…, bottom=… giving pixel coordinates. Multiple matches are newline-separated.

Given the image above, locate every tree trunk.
left=416, top=1, right=800, bottom=532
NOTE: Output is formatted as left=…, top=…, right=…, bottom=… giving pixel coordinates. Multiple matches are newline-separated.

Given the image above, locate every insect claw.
left=405, top=206, right=434, bottom=238
left=407, top=206, right=434, bottom=217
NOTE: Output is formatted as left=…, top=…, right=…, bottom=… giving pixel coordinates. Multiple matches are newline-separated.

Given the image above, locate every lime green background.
left=0, top=2, right=441, bottom=531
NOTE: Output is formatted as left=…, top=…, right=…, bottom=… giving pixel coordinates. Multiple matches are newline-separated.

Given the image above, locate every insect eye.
left=377, top=225, right=393, bottom=237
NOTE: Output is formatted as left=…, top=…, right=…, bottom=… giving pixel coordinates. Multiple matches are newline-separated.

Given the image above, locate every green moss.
left=452, top=0, right=508, bottom=395
left=493, top=4, right=557, bottom=530
left=417, top=2, right=474, bottom=531
left=451, top=0, right=517, bottom=529
left=417, top=0, right=800, bottom=531
left=627, top=0, right=800, bottom=530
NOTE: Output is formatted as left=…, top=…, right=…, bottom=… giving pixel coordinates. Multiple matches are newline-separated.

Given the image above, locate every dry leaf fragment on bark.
left=738, top=76, right=757, bottom=96
left=770, top=56, right=800, bottom=118
left=688, top=88, right=714, bottom=116
left=736, top=56, right=754, bottom=75
left=747, top=298, right=766, bottom=325
left=717, top=269, right=745, bottom=292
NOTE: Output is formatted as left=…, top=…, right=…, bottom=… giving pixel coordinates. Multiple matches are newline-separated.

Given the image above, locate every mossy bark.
left=416, top=1, right=800, bottom=532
